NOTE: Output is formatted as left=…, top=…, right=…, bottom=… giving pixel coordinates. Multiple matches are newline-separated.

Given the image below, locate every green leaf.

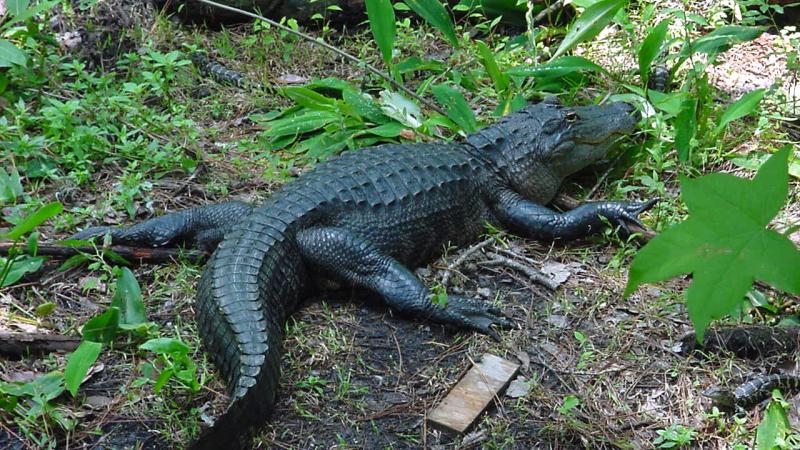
left=281, top=87, right=336, bottom=111
left=0, top=167, right=23, bottom=205
left=82, top=307, right=120, bottom=343
left=365, top=0, right=396, bottom=65
left=35, top=302, right=56, bottom=317
left=3, top=202, right=63, bottom=241
left=551, top=0, right=628, bottom=60
left=140, top=337, right=190, bottom=355
left=684, top=26, right=765, bottom=58
left=64, top=341, right=103, bottom=396
left=405, top=0, right=459, bottom=47
left=359, top=122, right=408, bottom=138
left=714, top=88, right=766, bottom=136
left=756, top=400, right=790, bottom=450
left=0, top=255, right=44, bottom=287
left=476, top=40, right=508, bottom=93
left=6, top=0, right=30, bottom=16
left=111, top=268, right=146, bottom=326
left=639, top=18, right=670, bottom=82
left=0, top=40, right=26, bottom=68
left=505, top=56, right=606, bottom=78
left=431, top=84, right=478, bottom=133
left=259, top=111, right=340, bottom=138
left=674, top=98, right=697, bottom=161
left=648, top=90, right=687, bottom=116
left=625, top=148, right=800, bottom=340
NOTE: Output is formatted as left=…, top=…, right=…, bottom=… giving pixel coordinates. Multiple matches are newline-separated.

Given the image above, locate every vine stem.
left=195, top=0, right=447, bottom=116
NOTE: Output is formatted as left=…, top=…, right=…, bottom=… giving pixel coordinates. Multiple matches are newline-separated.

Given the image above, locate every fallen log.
left=0, top=332, right=81, bottom=358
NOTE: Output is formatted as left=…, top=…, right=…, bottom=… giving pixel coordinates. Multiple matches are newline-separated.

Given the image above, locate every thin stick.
left=483, top=251, right=559, bottom=290
left=532, top=0, right=566, bottom=25
left=0, top=242, right=207, bottom=264
left=439, top=237, right=494, bottom=287
left=195, top=0, right=447, bottom=116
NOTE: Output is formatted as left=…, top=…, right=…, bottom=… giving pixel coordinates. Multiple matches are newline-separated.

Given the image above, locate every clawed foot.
left=609, top=198, right=659, bottom=235
left=435, top=296, right=515, bottom=341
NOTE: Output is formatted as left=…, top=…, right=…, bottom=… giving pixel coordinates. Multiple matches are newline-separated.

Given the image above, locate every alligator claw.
left=439, top=296, right=514, bottom=341
left=615, top=198, right=658, bottom=234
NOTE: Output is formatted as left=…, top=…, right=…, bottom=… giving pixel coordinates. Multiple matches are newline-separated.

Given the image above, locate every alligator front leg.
left=296, top=227, right=513, bottom=339
left=494, top=190, right=657, bottom=241
left=71, top=201, right=254, bottom=252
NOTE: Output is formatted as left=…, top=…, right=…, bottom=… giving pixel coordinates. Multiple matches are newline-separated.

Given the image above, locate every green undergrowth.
left=0, top=0, right=798, bottom=448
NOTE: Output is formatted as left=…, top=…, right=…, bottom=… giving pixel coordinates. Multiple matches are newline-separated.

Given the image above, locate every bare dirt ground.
left=1, top=2, right=799, bottom=449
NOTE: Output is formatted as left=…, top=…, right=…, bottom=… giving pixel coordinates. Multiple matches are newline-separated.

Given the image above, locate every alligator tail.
left=189, top=216, right=308, bottom=450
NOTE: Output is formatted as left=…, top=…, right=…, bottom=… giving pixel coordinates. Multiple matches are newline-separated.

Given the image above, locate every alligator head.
left=468, top=99, right=639, bottom=202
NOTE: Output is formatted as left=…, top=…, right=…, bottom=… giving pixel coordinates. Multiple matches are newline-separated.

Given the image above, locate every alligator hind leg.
left=71, top=201, right=254, bottom=252
left=296, top=227, right=513, bottom=339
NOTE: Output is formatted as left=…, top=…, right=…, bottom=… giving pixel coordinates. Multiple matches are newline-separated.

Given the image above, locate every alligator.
left=703, top=373, right=800, bottom=412
left=191, top=52, right=266, bottom=91
left=73, top=98, right=655, bottom=449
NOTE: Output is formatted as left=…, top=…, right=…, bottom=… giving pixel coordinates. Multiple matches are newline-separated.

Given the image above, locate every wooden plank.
left=428, top=353, right=520, bottom=434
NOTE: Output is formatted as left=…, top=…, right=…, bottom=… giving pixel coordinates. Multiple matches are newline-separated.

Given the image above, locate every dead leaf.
left=506, top=376, right=531, bottom=398
left=540, top=262, right=573, bottom=287
left=275, top=74, right=309, bottom=85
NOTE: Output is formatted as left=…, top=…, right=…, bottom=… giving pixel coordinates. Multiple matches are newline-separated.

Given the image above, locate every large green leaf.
left=431, top=84, right=478, bottom=133
left=3, top=202, right=62, bottom=241
left=505, top=56, right=605, bottom=78
left=551, top=0, right=628, bottom=60
left=757, top=400, right=791, bottom=450
left=714, top=88, right=766, bottom=136
left=82, top=308, right=120, bottom=344
left=405, top=0, right=459, bottom=47
left=64, top=341, right=103, bottom=396
left=0, top=39, right=26, bottom=68
left=365, top=0, right=396, bottom=65
left=259, top=111, right=340, bottom=138
left=674, top=98, right=697, bottom=161
left=111, top=268, right=146, bottom=326
left=140, top=337, right=189, bottom=355
left=6, top=0, right=29, bottom=16
left=0, top=255, right=44, bottom=287
left=683, top=26, right=765, bottom=58
left=625, top=148, right=800, bottom=340
left=638, top=18, right=670, bottom=82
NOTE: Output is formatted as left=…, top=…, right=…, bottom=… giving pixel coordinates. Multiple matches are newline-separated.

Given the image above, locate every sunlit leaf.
left=4, top=202, right=62, bottom=241
left=365, top=0, right=396, bottom=65
left=551, top=0, right=628, bottom=60
left=405, top=0, right=459, bottom=47
left=111, top=268, right=146, bottom=326
left=714, top=88, right=766, bottom=136
left=639, top=18, right=670, bottom=82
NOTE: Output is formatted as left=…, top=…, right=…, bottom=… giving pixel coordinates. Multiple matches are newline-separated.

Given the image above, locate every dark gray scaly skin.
left=191, top=52, right=265, bottom=91
left=703, top=373, right=800, bottom=411
left=73, top=100, right=655, bottom=449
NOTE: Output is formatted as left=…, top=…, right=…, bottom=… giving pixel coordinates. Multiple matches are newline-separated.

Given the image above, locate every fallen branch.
left=0, top=242, right=208, bottom=264
left=483, top=251, right=559, bottom=290
left=196, top=0, right=447, bottom=117
left=0, top=332, right=81, bottom=357
left=439, top=237, right=495, bottom=287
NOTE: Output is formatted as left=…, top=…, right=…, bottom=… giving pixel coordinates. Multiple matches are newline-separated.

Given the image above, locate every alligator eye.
left=565, top=111, right=578, bottom=122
